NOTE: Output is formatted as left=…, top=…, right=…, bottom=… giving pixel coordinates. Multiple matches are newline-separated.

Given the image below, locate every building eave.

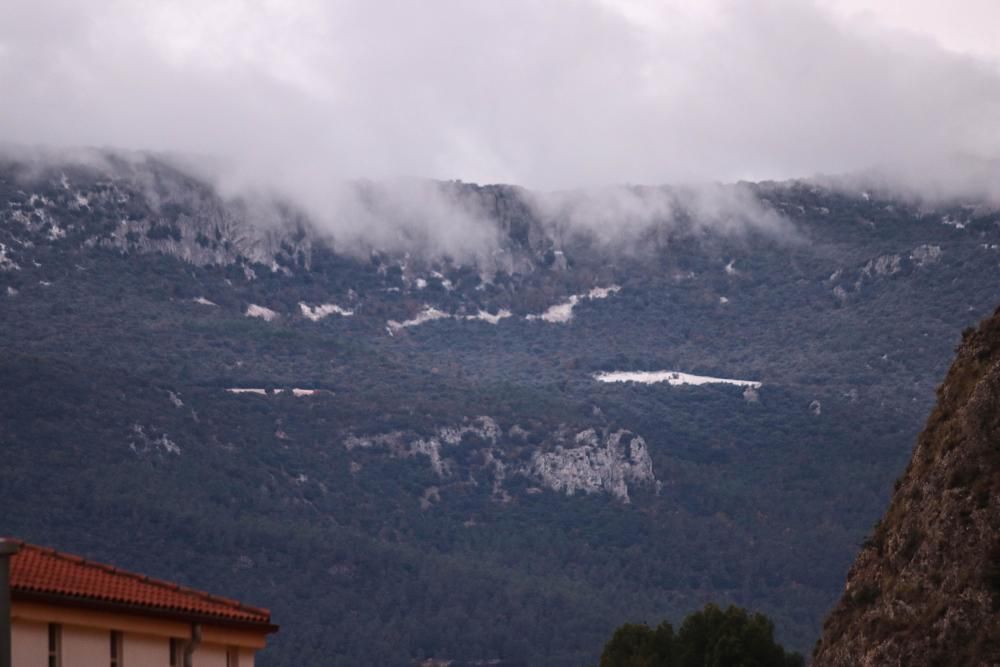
left=12, top=590, right=279, bottom=634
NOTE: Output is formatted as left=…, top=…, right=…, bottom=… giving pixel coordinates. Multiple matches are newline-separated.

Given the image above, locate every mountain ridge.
left=3, top=151, right=1000, bottom=664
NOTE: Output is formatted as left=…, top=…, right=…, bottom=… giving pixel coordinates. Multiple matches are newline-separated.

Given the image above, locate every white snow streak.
left=299, top=302, right=354, bottom=320
left=386, top=305, right=513, bottom=332
left=387, top=306, right=450, bottom=332
left=226, top=388, right=321, bottom=396
left=527, top=285, right=621, bottom=324
left=384, top=286, right=617, bottom=333
left=246, top=304, right=279, bottom=321
left=465, top=309, right=512, bottom=324
left=594, top=370, right=761, bottom=388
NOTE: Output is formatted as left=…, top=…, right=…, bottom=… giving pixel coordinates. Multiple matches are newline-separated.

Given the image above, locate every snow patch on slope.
left=246, top=304, right=279, bottom=321
left=387, top=306, right=512, bottom=333
left=595, top=370, right=761, bottom=388
left=465, top=309, right=513, bottom=324
left=193, top=297, right=217, bottom=306
left=226, top=387, right=322, bottom=396
left=300, top=302, right=354, bottom=320
left=387, top=306, right=450, bottom=332
left=526, top=285, right=621, bottom=324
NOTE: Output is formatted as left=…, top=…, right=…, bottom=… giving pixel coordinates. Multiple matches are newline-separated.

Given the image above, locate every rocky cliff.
left=812, top=308, right=1000, bottom=666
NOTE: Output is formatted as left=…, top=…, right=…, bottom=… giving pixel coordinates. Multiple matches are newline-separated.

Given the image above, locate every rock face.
left=812, top=308, right=1000, bottom=667
left=344, top=419, right=656, bottom=502
left=528, top=428, right=654, bottom=502
left=1, top=155, right=314, bottom=271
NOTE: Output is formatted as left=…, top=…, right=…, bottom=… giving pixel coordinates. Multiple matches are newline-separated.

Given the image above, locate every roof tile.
left=5, top=540, right=272, bottom=626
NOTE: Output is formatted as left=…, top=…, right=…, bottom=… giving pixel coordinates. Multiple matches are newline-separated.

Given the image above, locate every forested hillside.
left=1, top=153, right=999, bottom=665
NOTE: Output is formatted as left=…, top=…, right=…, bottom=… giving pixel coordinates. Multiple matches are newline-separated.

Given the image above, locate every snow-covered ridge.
left=526, top=285, right=621, bottom=324
left=594, top=370, right=761, bottom=388
left=245, top=304, right=279, bottom=321
left=300, top=302, right=354, bottom=320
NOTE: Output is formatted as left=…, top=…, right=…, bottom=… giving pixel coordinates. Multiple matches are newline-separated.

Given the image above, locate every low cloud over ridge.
left=3, top=1, right=1000, bottom=188
left=3, top=1, right=1000, bottom=252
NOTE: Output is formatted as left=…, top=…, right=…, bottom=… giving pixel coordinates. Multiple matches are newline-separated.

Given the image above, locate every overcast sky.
left=2, top=0, right=999, bottom=191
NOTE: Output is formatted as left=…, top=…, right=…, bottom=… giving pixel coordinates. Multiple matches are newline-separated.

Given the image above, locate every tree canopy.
left=599, top=604, right=804, bottom=667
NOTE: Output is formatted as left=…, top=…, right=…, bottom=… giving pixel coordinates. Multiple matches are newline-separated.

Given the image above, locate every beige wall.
left=62, top=625, right=108, bottom=667
left=123, top=632, right=170, bottom=666
left=63, top=625, right=113, bottom=667
left=12, top=619, right=259, bottom=667
left=194, top=643, right=228, bottom=667
left=12, top=619, right=48, bottom=667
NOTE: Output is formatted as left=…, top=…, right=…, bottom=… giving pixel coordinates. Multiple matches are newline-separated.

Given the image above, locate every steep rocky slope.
left=813, top=309, right=1000, bottom=666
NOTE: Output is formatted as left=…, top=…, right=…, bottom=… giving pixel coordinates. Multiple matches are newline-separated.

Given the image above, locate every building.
left=0, top=539, right=277, bottom=667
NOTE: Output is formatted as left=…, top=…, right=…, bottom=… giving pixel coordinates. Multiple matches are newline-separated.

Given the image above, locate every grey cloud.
left=527, top=182, right=793, bottom=253
left=2, top=0, right=1000, bottom=248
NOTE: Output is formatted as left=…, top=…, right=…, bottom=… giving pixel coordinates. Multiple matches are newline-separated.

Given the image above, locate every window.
left=226, top=647, right=240, bottom=667
left=47, top=624, right=61, bottom=667
left=110, top=631, right=123, bottom=667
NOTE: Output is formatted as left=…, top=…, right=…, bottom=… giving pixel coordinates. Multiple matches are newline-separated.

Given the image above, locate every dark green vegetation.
left=1, top=154, right=999, bottom=666
left=599, top=604, right=803, bottom=667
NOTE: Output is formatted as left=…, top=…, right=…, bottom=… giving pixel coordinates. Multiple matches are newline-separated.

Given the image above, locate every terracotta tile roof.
left=4, top=539, right=273, bottom=627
